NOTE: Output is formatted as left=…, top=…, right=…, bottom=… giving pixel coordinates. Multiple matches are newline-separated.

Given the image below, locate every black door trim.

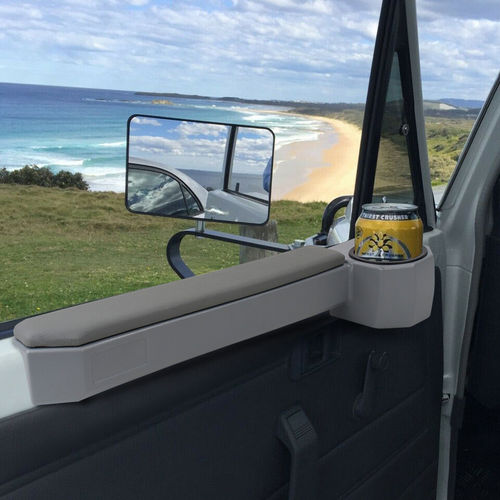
left=350, top=0, right=430, bottom=238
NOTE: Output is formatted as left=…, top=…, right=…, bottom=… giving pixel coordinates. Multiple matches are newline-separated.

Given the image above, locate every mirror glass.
left=126, top=115, right=274, bottom=224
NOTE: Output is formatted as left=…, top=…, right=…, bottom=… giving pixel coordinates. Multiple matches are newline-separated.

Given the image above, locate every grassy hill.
left=0, top=185, right=325, bottom=322
left=290, top=103, right=476, bottom=186
left=425, top=116, right=475, bottom=184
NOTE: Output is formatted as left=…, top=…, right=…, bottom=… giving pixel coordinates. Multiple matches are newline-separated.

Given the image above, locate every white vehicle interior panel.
left=13, top=243, right=435, bottom=405
left=333, top=241, right=435, bottom=328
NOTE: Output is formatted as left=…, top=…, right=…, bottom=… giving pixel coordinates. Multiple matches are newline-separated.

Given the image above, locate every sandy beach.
left=274, top=116, right=361, bottom=203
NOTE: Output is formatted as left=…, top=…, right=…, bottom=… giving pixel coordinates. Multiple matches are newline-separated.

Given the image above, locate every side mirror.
left=126, top=115, right=274, bottom=225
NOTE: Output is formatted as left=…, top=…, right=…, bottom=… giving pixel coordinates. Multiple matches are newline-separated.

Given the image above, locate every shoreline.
left=2, top=109, right=362, bottom=202
left=276, top=114, right=361, bottom=203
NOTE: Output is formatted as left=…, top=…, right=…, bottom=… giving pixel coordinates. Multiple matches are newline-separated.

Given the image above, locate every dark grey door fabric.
left=0, top=273, right=443, bottom=500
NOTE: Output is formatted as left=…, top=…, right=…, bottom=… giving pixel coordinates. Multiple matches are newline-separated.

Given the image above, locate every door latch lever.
left=353, top=351, right=389, bottom=420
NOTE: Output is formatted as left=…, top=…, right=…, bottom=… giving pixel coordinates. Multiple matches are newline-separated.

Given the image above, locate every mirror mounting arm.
left=166, top=228, right=291, bottom=279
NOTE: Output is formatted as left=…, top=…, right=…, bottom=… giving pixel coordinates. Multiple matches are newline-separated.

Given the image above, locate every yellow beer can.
left=354, top=203, right=423, bottom=262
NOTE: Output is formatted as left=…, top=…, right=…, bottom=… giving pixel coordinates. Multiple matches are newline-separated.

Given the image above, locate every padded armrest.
left=15, top=246, right=344, bottom=348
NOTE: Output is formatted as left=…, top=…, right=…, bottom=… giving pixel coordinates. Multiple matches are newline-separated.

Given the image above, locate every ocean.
left=0, top=82, right=334, bottom=192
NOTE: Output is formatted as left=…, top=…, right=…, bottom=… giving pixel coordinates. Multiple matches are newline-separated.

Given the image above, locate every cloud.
left=132, top=117, right=162, bottom=126
left=176, top=121, right=229, bottom=138
left=417, top=0, right=500, bottom=21
left=232, top=0, right=334, bottom=15
left=0, top=0, right=497, bottom=101
left=0, top=0, right=379, bottom=100
left=416, top=6, right=500, bottom=99
left=129, top=123, right=273, bottom=174
left=129, top=134, right=227, bottom=160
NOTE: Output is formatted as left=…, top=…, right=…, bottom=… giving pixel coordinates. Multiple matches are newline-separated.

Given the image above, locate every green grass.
left=0, top=185, right=324, bottom=322
left=425, top=117, right=475, bottom=184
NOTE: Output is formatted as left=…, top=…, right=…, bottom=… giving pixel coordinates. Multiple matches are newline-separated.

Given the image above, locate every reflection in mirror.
left=373, top=53, right=414, bottom=204
left=230, top=128, right=272, bottom=200
left=127, top=166, right=202, bottom=217
left=126, top=116, right=274, bottom=224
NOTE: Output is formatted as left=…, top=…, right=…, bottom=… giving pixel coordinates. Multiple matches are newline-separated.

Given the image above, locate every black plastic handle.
left=277, top=406, right=319, bottom=500
left=320, top=195, right=353, bottom=235
left=353, top=351, right=389, bottom=419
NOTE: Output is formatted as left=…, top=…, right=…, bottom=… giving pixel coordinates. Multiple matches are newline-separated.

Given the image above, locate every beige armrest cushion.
left=15, top=246, right=344, bottom=348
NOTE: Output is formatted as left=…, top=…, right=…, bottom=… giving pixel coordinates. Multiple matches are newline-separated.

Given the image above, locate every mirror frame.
left=125, top=114, right=275, bottom=226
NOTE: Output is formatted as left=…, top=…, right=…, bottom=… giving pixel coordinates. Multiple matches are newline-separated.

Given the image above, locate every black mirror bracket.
left=166, top=228, right=291, bottom=279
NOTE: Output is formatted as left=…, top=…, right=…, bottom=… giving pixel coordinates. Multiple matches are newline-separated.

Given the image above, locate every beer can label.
left=354, top=203, right=423, bottom=262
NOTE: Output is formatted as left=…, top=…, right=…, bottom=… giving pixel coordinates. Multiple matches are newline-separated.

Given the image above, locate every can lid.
left=361, top=203, right=418, bottom=215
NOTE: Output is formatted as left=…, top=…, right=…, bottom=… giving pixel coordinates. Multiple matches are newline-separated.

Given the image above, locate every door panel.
left=1, top=1, right=442, bottom=498
left=0, top=272, right=442, bottom=499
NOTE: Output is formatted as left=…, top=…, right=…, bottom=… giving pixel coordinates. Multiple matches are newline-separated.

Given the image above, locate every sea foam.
left=97, top=141, right=126, bottom=148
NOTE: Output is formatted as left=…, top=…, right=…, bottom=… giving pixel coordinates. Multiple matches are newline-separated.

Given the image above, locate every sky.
left=129, top=118, right=272, bottom=173
left=0, top=0, right=498, bottom=103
